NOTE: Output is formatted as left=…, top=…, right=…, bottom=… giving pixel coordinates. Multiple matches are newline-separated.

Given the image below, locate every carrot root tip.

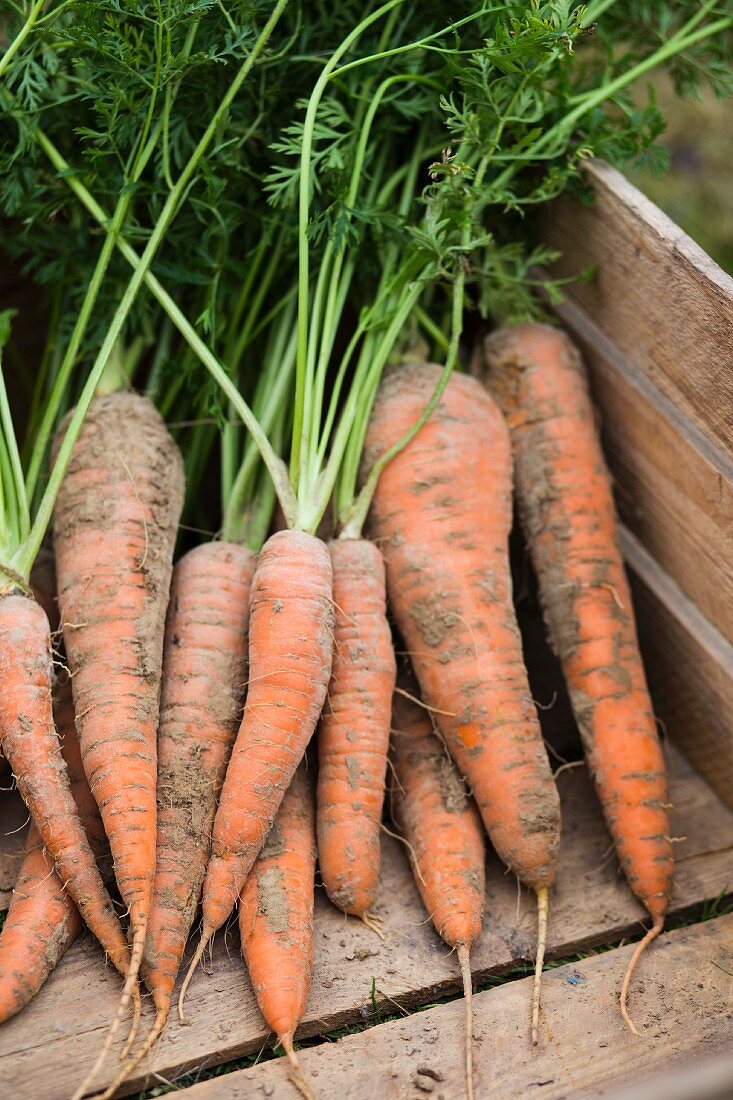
left=282, top=1034, right=315, bottom=1100
left=88, top=1007, right=169, bottom=1100
left=360, top=910, right=385, bottom=940
left=178, top=928, right=213, bottom=1023
left=620, top=917, right=664, bottom=1036
left=120, top=985, right=143, bottom=1060
left=532, top=887, right=550, bottom=1048
left=457, top=944, right=474, bottom=1100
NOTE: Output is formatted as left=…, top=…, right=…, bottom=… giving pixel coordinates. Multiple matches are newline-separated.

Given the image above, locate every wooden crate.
left=0, top=162, right=732, bottom=1100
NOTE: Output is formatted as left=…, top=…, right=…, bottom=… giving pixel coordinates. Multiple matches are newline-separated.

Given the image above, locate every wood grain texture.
left=547, top=295, right=733, bottom=643
left=541, top=160, right=733, bottom=454
left=0, top=747, right=731, bottom=1099
left=174, top=915, right=733, bottom=1100
left=620, top=527, right=733, bottom=814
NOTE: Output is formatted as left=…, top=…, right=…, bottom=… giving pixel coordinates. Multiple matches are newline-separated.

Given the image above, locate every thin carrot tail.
left=89, top=1005, right=169, bottom=1100
left=532, top=886, right=549, bottom=1046
left=70, top=921, right=147, bottom=1100
left=457, top=944, right=474, bottom=1100
left=120, top=984, right=143, bottom=1061
left=620, top=917, right=664, bottom=1036
left=178, top=927, right=213, bottom=1023
left=360, top=910, right=385, bottom=940
left=282, top=1033, right=315, bottom=1100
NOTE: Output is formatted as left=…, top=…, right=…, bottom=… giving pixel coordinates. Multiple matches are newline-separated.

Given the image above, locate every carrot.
left=0, top=590, right=132, bottom=988
left=52, top=391, right=184, bottom=1075
left=317, top=537, right=395, bottom=931
left=390, top=679, right=485, bottom=1100
left=364, top=362, right=561, bottom=1042
left=179, top=529, right=333, bottom=1012
left=0, top=671, right=109, bottom=1021
left=93, top=541, right=256, bottom=1098
left=239, top=761, right=316, bottom=1100
left=482, top=323, right=673, bottom=1033
left=0, top=824, right=83, bottom=1023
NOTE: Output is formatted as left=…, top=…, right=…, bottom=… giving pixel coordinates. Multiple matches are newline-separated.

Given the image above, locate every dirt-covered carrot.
left=483, top=323, right=673, bottom=1033
left=53, top=391, right=184, bottom=1040
left=0, top=823, right=83, bottom=1024
left=391, top=680, right=485, bottom=1100
left=180, top=530, right=333, bottom=1012
left=317, top=537, right=395, bottom=931
left=94, top=542, right=255, bottom=1097
left=0, top=672, right=110, bottom=1021
left=239, top=761, right=316, bottom=1100
left=0, top=592, right=132, bottom=985
left=364, top=363, right=561, bottom=1042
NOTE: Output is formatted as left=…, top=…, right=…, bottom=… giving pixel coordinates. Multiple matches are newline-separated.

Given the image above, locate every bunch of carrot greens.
left=0, top=1, right=731, bottom=1097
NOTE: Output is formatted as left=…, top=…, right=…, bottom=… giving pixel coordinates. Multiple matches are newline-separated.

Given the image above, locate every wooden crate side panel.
left=621, top=527, right=733, bottom=811
left=177, top=915, right=733, bottom=1100
left=552, top=294, right=733, bottom=643
left=1, top=747, right=731, bottom=1099
left=542, top=160, right=733, bottom=455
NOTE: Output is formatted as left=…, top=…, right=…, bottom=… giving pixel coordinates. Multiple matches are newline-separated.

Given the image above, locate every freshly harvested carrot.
left=0, top=591, right=131, bottom=985
left=390, top=681, right=485, bottom=1100
left=483, top=323, right=673, bottom=1033
left=317, top=537, right=395, bottom=930
left=239, top=761, right=316, bottom=1100
left=0, top=824, right=83, bottom=1023
left=364, top=363, right=561, bottom=1042
left=180, top=529, right=333, bottom=1011
left=0, top=672, right=109, bottom=1022
left=94, top=542, right=256, bottom=1097
left=53, top=392, right=184, bottom=1049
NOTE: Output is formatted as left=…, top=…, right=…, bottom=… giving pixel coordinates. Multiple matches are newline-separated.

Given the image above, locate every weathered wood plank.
left=620, top=526, right=733, bottom=813
left=174, top=914, right=733, bottom=1100
left=548, top=295, right=733, bottom=643
left=1, top=747, right=731, bottom=1100
left=604, top=1052, right=733, bottom=1100
left=0, top=790, right=30, bottom=910
left=542, top=159, right=733, bottom=454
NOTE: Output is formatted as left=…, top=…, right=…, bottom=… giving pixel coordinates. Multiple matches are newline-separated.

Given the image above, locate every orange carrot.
left=483, top=323, right=673, bottom=1033
left=179, top=529, right=333, bottom=1012
left=239, top=761, right=316, bottom=1100
left=52, top=392, right=184, bottom=1063
left=0, top=591, right=131, bottom=986
left=0, top=672, right=109, bottom=1021
left=94, top=542, right=256, bottom=1097
left=391, top=679, right=485, bottom=1100
left=365, top=363, right=560, bottom=1042
left=317, top=537, right=395, bottom=930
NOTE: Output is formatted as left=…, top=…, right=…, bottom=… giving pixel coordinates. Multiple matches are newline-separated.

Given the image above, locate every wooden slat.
left=542, top=160, right=733, bottom=454
left=604, top=1053, right=733, bottom=1100
left=1, top=747, right=731, bottom=1099
left=174, top=915, right=733, bottom=1100
left=621, top=526, right=733, bottom=812
left=548, top=296, right=733, bottom=643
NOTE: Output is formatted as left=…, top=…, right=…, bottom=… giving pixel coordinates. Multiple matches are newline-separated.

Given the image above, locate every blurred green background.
left=628, top=78, right=733, bottom=274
